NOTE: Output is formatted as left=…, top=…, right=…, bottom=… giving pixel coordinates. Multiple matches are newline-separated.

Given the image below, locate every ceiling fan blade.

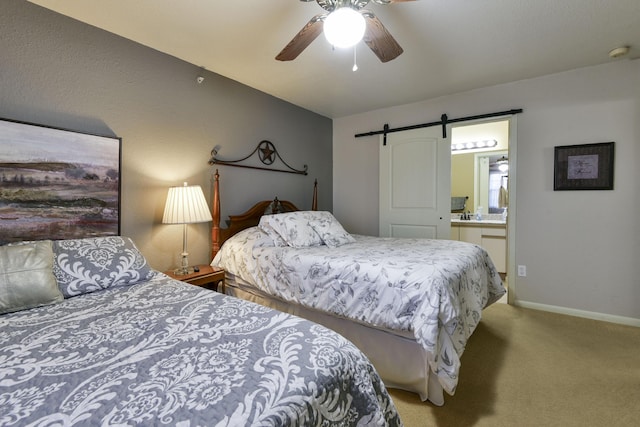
left=362, top=12, right=403, bottom=62
left=276, top=14, right=325, bottom=61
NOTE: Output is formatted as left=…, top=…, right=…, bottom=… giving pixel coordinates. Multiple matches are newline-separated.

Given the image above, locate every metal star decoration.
left=259, top=141, right=276, bottom=165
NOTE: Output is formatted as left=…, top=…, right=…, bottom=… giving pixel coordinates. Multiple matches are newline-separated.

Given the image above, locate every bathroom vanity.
left=450, top=217, right=507, bottom=274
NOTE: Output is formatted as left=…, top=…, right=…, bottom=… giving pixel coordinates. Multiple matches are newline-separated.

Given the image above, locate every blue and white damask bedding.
left=211, top=211, right=506, bottom=397
left=0, top=236, right=402, bottom=426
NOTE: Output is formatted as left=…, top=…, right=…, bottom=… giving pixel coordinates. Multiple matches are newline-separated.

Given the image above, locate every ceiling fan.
left=276, top=0, right=415, bottom=63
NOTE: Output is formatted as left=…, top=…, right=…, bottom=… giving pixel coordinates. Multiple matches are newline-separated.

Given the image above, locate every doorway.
left=451, top=118, right=516, bottom=304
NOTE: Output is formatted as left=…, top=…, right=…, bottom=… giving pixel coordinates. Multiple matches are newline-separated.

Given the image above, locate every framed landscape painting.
left=0, top=118, right=121, bottom=244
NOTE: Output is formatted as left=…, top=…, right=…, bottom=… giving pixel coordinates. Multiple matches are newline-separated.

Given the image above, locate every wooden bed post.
left=312, top=179, right=318, bottom=211
left=211, top=169, right=221, bottom=261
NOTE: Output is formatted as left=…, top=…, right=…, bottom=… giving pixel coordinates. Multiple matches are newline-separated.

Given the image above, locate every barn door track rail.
left=355, top=109, right=523, bottom=145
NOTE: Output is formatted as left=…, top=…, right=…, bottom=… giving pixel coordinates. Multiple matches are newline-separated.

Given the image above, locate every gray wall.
left=334, top=59, right=640, bottom=325
left=1, top=0, right=332, bottom=271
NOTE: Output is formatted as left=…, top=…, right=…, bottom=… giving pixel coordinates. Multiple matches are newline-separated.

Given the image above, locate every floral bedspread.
left=0, top=274, right=401, bottom=426
left=213, top=228, right=506, bottom=395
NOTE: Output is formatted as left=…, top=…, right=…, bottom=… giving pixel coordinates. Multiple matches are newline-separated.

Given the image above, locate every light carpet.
left=389, top=304, right=640, bottom=426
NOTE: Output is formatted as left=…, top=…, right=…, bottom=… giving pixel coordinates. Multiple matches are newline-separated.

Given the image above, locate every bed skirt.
left=225, top=273, right=446, bottom=405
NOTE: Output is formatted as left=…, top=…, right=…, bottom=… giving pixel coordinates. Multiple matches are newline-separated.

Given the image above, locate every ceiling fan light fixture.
left=323, top=7, right=366, bottom=49
left=497, top=156, right=509, bottom=172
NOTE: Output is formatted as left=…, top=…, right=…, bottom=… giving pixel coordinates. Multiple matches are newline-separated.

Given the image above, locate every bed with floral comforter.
left=0, top=236, right=402, bottom=426
left=211, top=211, right=506, bottom=403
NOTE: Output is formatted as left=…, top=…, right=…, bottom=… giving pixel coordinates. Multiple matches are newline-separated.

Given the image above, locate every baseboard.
left=514, top=300, right=640, bottom=327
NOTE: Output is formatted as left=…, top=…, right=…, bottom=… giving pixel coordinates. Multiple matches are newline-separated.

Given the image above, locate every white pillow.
left=258, top=211, right=323, bottom=248
left=256, top=222, right=288, bottom=247
left=0, top=240, right=63, bottom=314
left=310, top=211, right=355, bottom=248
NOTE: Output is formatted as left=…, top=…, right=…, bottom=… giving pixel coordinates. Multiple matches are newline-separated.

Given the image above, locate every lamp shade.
left=323, top=7, right=366, bottom=48
left=162, top=183, right=212, bottom=225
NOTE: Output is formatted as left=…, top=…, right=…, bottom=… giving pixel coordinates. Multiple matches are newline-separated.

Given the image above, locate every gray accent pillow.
left=53, top=236, right=154, bottom=298
left=0, top=240, right=63, bottom=314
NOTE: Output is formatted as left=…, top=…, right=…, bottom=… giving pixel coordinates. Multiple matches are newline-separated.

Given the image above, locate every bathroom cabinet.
left=450, top=222, right=507, bottom=273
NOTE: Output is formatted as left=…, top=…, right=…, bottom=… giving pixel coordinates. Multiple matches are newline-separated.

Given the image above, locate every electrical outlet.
left=517, top=265, right=527, bottom=277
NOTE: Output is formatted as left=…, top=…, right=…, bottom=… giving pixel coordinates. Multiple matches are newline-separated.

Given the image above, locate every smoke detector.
left=608, top=46, right=630, bottom=59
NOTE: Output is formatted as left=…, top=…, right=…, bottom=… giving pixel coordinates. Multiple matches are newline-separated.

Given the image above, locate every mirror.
left=475, top=151, right=508, bottom=213
left=451, top=120, right=509, bottom=215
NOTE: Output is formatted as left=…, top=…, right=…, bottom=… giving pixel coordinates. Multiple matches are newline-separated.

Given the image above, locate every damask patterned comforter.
left=213, top=227, right=506, bottom=395
left=1, top=237, right=401, bottom=426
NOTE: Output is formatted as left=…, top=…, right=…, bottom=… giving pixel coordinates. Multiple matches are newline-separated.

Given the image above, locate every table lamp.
left=162, top=182, right=212, bottom=275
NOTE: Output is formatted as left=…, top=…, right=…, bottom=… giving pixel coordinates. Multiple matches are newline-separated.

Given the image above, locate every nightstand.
left=164, top=265, right=225, bottom=293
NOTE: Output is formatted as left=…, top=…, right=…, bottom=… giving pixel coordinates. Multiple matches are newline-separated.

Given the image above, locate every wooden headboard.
left=210, top=170, right=318, bottom=260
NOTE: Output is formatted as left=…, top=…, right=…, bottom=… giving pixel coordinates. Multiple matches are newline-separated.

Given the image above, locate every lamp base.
left=172, top=266, right=193, bottom=276
left=174, top=250, right=190, bottom=276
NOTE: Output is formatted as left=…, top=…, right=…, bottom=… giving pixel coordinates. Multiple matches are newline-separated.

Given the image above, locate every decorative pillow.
left=238, top=226, right=284, bottom=249
left=310, top=211, right=356, bottom=248
left=258, top=211, right=323, bottom=248
left=52, top=236, right=154, bottom=298
left=0, top=240, right=63, bottom=314
left=255, top=223, right=288, bottom=247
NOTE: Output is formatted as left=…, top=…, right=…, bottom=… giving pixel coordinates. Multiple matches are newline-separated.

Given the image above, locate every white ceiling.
left=28, top=0, right=640, bottom=118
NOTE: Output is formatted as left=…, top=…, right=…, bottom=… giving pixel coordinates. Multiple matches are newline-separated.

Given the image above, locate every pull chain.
left=352, top=46, right=358, bottom=72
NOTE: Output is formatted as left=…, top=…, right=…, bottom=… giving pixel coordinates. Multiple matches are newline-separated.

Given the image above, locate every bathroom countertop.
left=451, top=218, right=506, bottom=226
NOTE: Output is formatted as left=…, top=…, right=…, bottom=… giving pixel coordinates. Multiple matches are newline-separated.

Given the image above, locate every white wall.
left=334, top=60, right=640, bottom=324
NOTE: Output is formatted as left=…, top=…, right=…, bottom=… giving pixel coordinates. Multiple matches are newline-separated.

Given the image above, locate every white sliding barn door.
left=379, top=127, right=450, bottom=239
